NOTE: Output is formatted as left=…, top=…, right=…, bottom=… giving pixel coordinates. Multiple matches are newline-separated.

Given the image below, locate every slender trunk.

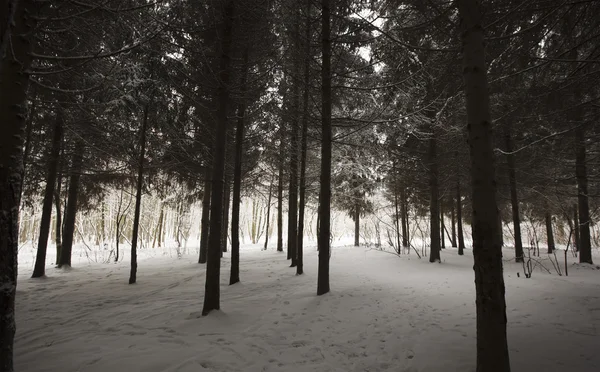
left=429, top=128, right=441, bottom=263
left=296, top=2, right=310, bottom=275
left=545, top=211, right=555, bottom=254
left=230, top=48, right=248, bottom=285
left=32, top=112, right=63, bottom=278
left=202, top=0, right=234, bottom=316
left=54, top=184, right=62, bottom=265
left=154, top=203, right=163, bottom=248
left=573, top=204, right=580, bottom=252
left=277, top=130, right=284, bottom=252
left=58, top=140, right=85, bottom=268
left=199, top=166, right=211, bottom=262
left=401, top=186, right=408, bottom=248
left=504, top=124, right=523, bottom=262
left=129, top=104, right=149, bottom=284
left=317, top=0, right=332, bottom=296
left=575, top=126, right=592, bottom=264
left=0, top=2, right=36, bottom=368
left=264, top=173, right=274, bottom=250
left=451, top=198, right=457, bottom=247
left=440, top=199, right=445, bottom=249
left=458, top=1, right=511, bottom=370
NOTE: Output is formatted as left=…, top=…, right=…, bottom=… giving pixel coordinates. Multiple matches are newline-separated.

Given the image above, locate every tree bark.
left=440, top=199, right=445, bottom=249
left=296, top=1, right=310, bottom=275
left=401, top=186, right=408, bottom=248
left=32, top=112, right=63, bottom=278
left=264, top=174, right=273, bottom=250
left=54, top=187, right=62, bottom=264
left=230, top=48, right=249, bottom=285
left=317, top=0, right=332, bottom=296
left=199, top=166, right=211, bottom=262
left=451, top=198, right=457, bottom=248
left=504, top=124, right=523, bottom=262
left=545, top=211, right=555, bottom=254
left=458, top=1, right=511, bottom=370
left=202, top=0, right=234, bottom=316
left=394, top=176, right=402, bottom=253
left=575, top=126, right=592, bottom=264
left=277, top=128, right=284, bottom=252
left=58, top=140, right=85, bottom=268
left=129, top=104, right=149, bottom=284
left=0, top=1, right=36, bottom=369
left=428, top=128, right=441, bottom=263
left=221, top=175, right=231, bottom=255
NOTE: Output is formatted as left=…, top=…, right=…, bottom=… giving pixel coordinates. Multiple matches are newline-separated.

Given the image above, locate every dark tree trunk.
left=0, top=2, right=36, bottom=369
left=440, top=199, right=446, bottom=249
left=32, top=112, right=63, bottom=278
left=230, top=48, right=248, bottom=285
left=317, top=0, right=332, bottom=296
left=221, top=176, right=231, bottom=255
left=458, top=1, right=511, bottom=370
left=277, top=129, right=284, bottom=252
left=545, top=211, right=555, bottom=254
left=296, top=2, right=310, bottom=275
left=451, top=199, right=457, bottom=248
left=264, top=174, right=273, bottom=250
left=354, top=204, right=360, bottom=247
left=202, top=0, right=234, bottom=316
left=428, top=129, right=441, bottom=263
left=54, top=187, right=62, bottom=264
left=129, top=104, right=149, bottom=284
left=199, top=166, right=211, bottom=263
left=58, top=140, right=85, bottom=268
left=401, top=186, right=408, bottom=248
left=573, top=204, right=580, bottom=252
left=153, top=203, right=163, bottom=248
left=504, top=124, right=523, bottom=262
left=575, top=127, right=593, bottom=264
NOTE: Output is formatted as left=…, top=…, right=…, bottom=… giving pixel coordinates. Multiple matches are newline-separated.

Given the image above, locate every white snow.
left=15, top=243, right=600, bottom=372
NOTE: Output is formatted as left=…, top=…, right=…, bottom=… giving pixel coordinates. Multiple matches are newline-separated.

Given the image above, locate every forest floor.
left=15, top=243, right=600, bottom=372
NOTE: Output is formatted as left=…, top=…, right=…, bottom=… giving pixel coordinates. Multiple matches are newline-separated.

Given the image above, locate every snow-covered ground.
left=15, top=243, right=600, bottom=372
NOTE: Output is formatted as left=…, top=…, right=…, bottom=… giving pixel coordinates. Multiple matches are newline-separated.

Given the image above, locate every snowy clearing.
left=15, top=244, right=600, bottom=372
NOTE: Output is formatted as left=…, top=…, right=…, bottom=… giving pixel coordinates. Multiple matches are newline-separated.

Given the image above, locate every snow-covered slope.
left=15, top=245, right=600, bottom=371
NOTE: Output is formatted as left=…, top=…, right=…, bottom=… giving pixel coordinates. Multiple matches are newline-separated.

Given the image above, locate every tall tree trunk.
left=277, top=130, right=284, bottom=252
left=264, top=174, right=274, bottom=250
left=451, top=199, right=457, bottom=247
left=230, top=48, right=248, bottom=285
left=287, top=8, right=301, bottom=268
left=199, top=166, right=211, bottom=263
left=154, top=203, right=163, bottom=248
left=296, top=1, right=310, bottom=275
left=58, top=140, right=85, bottom=268
left=545, top=211, right=555, bottom=254
left=504, top=124, right=523, bottom=262
left=54, top=186, right=62, bottom=265
left=32, top=112, right=63, bottom=278
left=573, top=204, right=580, bottom=252
left=428, top=128, right=441, bottom=263
left=458, top=1, right=511, bottom=370
left=0, top=2, right=36, bottom=369
left=202, top=0, right=234, bottom=316
left=317, top=0, right=332, bottom=296
left=129, top=104, right=149, bottom=284
left=575, top=126, right=592, bottom=264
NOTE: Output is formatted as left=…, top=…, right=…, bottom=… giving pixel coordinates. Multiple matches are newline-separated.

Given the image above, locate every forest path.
left=15, top=244, right=600, bottom=371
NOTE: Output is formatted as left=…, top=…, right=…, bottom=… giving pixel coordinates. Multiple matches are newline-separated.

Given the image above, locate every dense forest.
left=2, top=0, right=600, bottom=371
